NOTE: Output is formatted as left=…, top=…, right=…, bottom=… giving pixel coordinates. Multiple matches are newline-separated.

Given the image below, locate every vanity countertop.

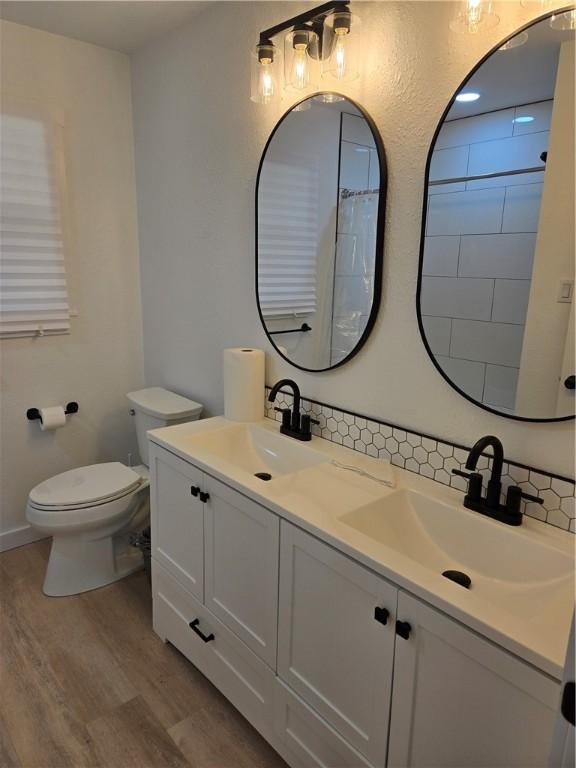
left=148, top=416, right=574, bottom=680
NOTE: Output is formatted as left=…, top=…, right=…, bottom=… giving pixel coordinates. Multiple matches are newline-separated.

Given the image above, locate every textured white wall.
left=132, top=1, right=574, bottom=478
left=0, top=21, right=144, bottom=546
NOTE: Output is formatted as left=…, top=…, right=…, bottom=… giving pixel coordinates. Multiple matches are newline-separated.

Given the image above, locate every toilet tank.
left=127, top=387, right=203, bottom=467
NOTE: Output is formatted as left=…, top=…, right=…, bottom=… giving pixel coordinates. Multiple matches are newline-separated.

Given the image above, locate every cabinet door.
left=149, top=445, right=204, bottom=600
left=388, top=591, right=560, bottom=768
left=204, top=475, right=279, bottom=668
left=278, top=521, right=397, bottom=767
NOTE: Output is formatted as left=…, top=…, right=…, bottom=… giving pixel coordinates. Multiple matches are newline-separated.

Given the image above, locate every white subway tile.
left=502, top=183, right=543, bottom=233
left=513, top=101, right=553, bottom=136
left=459, top=233, right=536, bottom=279
left=429, top=145, right=469, bottom=182
left=468, top=132, right=549, bottom=176
left=492, top=279, right=531, bottom=324
left=422, top=316, right=451, bottom=355
left=436, top=109, right=514, bottom=150
left=436, top=355, right=485, bottom=401
left=341, top=113, right=376, bottom=148
left=484, top=365, right=519, bottom=410
left=421, top=277, right=494, bottom=320
left=427, top=188, right=505, bottom=236
left=423, top=236, right=460, bottom=276
left=339, top=142, right=370, bottom=190
left=451, top=319, right=525, bottom=366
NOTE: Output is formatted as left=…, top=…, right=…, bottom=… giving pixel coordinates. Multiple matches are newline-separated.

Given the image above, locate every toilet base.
left=43, top=534, right=143, bottom=597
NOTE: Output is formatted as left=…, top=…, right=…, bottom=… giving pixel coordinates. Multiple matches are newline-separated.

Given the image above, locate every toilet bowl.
left=26, top=387, right=202, bottom=596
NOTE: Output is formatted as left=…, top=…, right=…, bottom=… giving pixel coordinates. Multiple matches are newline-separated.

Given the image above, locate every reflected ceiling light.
left=251, top=2, right=362, bottom=106
left=550, top=9, right=576, bottom=30
left=499, top=31, right=529, bottom=50
left=450, top=0, right=500, bottom=33
left=456, top=92, right=481, bottom=102
left=513, top=115, right=535, bottom=123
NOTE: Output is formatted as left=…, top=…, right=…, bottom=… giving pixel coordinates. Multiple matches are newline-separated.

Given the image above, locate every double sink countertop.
left=149, top=416, right=574, bottom=680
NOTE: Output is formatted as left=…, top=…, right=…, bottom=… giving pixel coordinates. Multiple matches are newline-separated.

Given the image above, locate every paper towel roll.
left=224, top=348, right=265, bottom=422
left=39, top=405, right=67, bottom=431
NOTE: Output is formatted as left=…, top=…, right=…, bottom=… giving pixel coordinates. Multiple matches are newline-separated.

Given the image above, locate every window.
left=0, top=111, right=71, bottom=337
left=257, top=155, right=319, bottom=319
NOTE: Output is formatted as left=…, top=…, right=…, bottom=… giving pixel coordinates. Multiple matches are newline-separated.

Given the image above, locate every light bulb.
left=334, top=32, right=347, bottom=80
left=259, top=61, right=275, bottom=103
left=293, top=45, right=308, bottom=90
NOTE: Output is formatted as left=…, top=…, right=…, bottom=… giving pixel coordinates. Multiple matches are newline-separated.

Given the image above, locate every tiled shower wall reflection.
left=264, top=387, right=575, bottom=532
left=331, top=112, right=379, bottom=365
left=422, top=100, right=551, bottom=414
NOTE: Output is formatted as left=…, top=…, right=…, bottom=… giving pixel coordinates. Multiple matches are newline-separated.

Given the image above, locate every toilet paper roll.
left=39, top=406, right=67, bottom=431
left=224, top=348, right=265, bottom=422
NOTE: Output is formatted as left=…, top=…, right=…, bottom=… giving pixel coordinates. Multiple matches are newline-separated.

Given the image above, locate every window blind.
left=0, top=112, right=70, bottom=337
left=258, top=157, right=319, bottom=319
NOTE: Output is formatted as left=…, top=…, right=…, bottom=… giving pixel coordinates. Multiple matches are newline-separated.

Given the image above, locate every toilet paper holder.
left=27, top=401, right=79, bottom=422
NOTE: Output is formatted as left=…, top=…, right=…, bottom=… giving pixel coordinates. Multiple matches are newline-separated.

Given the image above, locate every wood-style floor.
left=0, top=539, right=289, bottom=768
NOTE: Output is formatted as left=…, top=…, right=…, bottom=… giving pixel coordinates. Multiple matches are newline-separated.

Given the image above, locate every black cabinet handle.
left=190, top=485, right=200, bottom=497
left=189, top=618, right=215, bottom=643
left=199, top=491, right=210, bottom=503
left=561, top=681, right=575, bottom=726
left=564, top=375, right=575, bottom=390
left=396, top=620, right=412, bottom=640
left=374, top=606, right=389, bottom=625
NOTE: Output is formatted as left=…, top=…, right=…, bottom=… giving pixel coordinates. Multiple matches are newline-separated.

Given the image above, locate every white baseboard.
left=0, top=525, right=49, bottom=553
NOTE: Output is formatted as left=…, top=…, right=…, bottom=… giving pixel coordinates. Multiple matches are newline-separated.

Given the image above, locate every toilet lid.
left=29, top=463, right=142, bottom=508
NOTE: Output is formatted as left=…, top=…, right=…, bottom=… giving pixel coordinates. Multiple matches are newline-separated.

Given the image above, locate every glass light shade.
left=322, top=10, right=361, bottom=82
left=450, top=0, right=499, bottom=33
left=284, top=29, right=320, bottom=92
left=550, top=10, right=576, bottom=30
left=499, top=31, right=529, bottom=50
left=520, top=0, right=554, bottom=9
left=250, top=42, right=281, bottom=104
left=313, top=92, right=345, bottom=103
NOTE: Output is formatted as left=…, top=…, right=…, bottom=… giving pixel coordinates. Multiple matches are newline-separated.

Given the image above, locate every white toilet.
left=26, top=387, right=202, bottom=597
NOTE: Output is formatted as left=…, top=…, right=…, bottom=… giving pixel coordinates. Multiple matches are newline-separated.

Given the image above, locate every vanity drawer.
left=152, top=561, right=276, bottom=743
left=274, top=679, right=375, bottom=768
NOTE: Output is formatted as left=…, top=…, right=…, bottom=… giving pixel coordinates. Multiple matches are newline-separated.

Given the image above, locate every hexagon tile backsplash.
left=264, top=388, right=575, bottom=533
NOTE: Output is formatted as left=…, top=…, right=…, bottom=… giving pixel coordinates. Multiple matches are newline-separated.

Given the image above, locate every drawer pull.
left=396, top=620, right=412, bottom=640
left=374, top=606, right=389, bottom=625
left=199, top=491, right=210, bottom=503
left=190, top=485, right=200, bottom=497
left=189, top=618, right=215, bottom=643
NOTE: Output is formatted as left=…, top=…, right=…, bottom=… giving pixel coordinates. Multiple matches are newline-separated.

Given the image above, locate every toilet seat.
left=29, top=462, right=143, bottom=509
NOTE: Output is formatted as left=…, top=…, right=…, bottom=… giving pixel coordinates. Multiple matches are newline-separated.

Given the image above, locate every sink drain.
left=254, top=472, right=273, bottom=482
left=442, top=570, right=471, bottom=589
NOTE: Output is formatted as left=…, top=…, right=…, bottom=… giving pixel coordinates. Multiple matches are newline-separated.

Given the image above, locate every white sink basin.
left=183, top=423, right=328, bottom=479
left=340, top=489, right=574, bottom=626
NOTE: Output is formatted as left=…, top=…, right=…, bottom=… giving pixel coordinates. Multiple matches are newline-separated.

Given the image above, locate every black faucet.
left=268, top=379, right=318, bottom=441
left=452, top=435, right=543, bottom=526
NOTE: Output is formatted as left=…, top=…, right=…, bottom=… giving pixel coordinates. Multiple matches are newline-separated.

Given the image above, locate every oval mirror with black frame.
left=418, top=9, right=575, bottom=422
left=256, top=93, right=386, bottom=372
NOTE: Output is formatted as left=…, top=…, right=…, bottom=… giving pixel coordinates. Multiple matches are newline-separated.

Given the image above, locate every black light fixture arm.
left=259, top=1, right=350, bottom=44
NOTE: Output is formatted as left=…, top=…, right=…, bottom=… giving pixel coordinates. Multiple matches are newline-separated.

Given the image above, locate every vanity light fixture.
left=455, top=91, right=481, bottom=102
left=450, top=0, right=499, bottom=33
left=250, top=1, right=360, bottom=104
